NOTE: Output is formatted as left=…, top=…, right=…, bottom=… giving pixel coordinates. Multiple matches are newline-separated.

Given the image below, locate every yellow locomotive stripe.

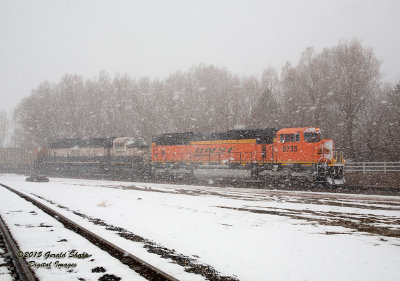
left=43, top=161, right=104, bottom=164
left=190, top=139, right=257, bottom=145
left=151, top=160, right=323, bottom=165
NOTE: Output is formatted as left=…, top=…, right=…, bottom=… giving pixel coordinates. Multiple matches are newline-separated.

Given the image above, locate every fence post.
left=384, top=162, right=386, bottom=174
left=363, top=162, right=365, bottom=174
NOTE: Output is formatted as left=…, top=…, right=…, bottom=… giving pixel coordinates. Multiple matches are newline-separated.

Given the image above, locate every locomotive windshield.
left=304, top=132, right=321, bottom=143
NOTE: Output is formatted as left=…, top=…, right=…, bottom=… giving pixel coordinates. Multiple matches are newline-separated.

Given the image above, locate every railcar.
left=151, top=127, right=345, bottom=184
left=40, top=137, right=115, bottom=175
left=110, top=137, right=149, bottom=176
left=39, top=137, right=148, bottom=177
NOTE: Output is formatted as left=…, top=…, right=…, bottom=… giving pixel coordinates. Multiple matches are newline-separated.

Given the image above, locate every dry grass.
left=96, top=200, right=110, bottom=207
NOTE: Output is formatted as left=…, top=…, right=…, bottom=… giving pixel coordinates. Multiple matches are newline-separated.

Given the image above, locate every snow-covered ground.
left=0, top=173, right=399, bottom=281
left=0, top=180, right=147, bottom=281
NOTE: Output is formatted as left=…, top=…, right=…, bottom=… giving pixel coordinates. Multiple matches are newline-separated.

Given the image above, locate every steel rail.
left=0, top=183, right=179, bottom=281
left=0, top=214, right=38, bottom=281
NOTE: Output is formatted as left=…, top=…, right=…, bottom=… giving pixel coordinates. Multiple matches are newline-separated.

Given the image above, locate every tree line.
left=4, top=39, right=400, bottom=161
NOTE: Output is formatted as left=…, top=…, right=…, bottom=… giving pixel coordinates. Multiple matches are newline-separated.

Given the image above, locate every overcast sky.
left=1, top=0, right=399, bottom=112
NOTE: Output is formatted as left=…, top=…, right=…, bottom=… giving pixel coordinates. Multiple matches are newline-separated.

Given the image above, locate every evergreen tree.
left=250, top=89, right=281, bottom=128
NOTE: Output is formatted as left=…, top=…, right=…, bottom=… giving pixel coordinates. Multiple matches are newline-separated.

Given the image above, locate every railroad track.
left=39, top=172, right=400, bottom=196
left=0, top=183, right=178, bottom=281
left=0, top=214, right=37, bottom=281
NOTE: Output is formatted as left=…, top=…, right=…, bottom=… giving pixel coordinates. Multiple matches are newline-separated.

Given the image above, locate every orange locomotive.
left=151, top=127, right=345, bottom=184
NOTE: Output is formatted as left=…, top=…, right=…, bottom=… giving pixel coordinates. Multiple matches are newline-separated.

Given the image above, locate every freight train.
left=39, top=137, right=148, bottom=177
left=0, top=127, right=345, bottom=185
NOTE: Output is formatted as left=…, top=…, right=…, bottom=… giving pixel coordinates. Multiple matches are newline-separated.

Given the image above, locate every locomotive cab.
left=275, top=127, right=345, bottom=184
left=111, top=137, right=148, bottom=162
left=276, top=127, right=335, bottom=163
left=303, top=128, right=321, bottom=142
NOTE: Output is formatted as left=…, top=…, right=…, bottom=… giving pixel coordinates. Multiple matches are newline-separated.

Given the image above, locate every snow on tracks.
left=0, top=183, right=150, bottom=281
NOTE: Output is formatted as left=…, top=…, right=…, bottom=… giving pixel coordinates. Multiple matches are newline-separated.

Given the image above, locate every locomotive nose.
left=321, top=139, right=334, bottom=161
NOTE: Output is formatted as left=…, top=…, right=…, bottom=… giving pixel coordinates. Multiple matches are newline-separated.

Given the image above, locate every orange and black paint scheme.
left=151, top=127, right=345, bottom=184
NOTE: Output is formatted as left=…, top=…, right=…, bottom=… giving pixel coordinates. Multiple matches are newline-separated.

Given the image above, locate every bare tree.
left=377, top=83, right=400, bottom=160
left=14, top=81, right=56, bottom=146
left=12, top=52, right=389, bottom=162
left=281, top=47, right=336, bottom=131
left=0, top=111, right=8, bottom=147
left=280, top=39, right=381, bottom=158
left=330, top=39, right=381, bottom=159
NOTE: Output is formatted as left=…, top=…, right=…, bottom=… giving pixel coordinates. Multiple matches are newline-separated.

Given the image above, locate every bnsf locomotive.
left=36, top=127, right=345, bottom=185
left=151, top=127, right=345, bottom=184
left=39, top=137, right=148, bottom=177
